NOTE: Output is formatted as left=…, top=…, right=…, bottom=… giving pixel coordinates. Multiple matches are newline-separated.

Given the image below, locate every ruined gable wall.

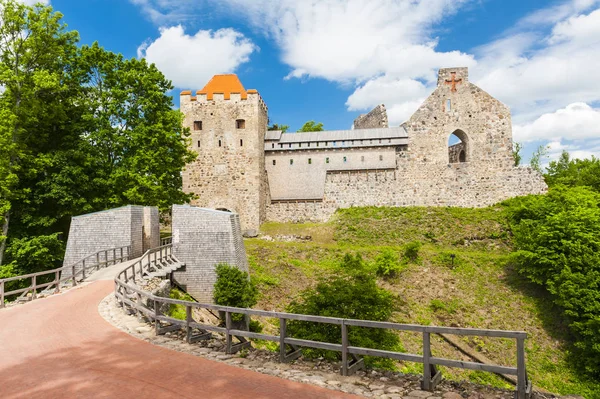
left=353, top=104, right=389, bottom=129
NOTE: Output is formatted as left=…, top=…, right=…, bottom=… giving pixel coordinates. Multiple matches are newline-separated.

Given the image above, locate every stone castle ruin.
left=181, top=68, right=547, bottom=234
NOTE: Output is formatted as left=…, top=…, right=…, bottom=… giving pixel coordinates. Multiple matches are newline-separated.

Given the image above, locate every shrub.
left=374, top=249, right=405, bottom=279
left=213, top=263, right=258, bottom=322
left=168, top=288, right=195, bottom=320
left=403, top=240, right=422, bottom=262
left=505, top=187, right=600, bottom=377
left=286, top=253, right=402, bottom=368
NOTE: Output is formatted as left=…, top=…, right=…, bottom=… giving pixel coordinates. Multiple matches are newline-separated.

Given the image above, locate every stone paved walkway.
left=0, top=279, right=356, bottom=399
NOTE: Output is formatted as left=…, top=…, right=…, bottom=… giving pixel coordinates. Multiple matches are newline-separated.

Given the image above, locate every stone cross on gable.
left=445, top=72, right=462, bottom=92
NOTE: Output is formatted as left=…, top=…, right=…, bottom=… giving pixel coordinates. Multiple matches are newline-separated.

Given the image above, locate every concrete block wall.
left=171, top=205, right=249, bottom=304
left=62, top=205, right=160, bottom=277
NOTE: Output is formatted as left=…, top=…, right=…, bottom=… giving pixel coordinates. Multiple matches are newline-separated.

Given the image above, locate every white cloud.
left=137, top=25, right=257, bottom=89
left=514, top=102, right=600, bottom=142
left=474, top=5, right=600, bottom=122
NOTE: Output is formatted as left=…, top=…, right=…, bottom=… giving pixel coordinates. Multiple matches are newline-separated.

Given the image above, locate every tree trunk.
left=0, top=210, right=10, bottom=266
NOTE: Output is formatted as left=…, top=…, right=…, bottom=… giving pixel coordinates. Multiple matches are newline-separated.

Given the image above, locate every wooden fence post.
left=82, top=259, right=86, bottom=280
left=96, top=252, right=100, bottom=271
left=154, top=300, right=160, bottom=335
left=517, top=337, right=527, bottom=399
left=422, top=331, right=432, bottom=391
left=1, top=280, right=5, bottom=308
left=120, top=247, right=124, bottom=262
left=226, top=311, right=232, bottom=354
left=279, top=318, right=286, bottom=363
left=341, top=320, right=348, bottom=376
left=72, top=265, right=77, bottom=286
left=55, top=271, right=60, bottom=293
left=30, top=275, right=37, bottom=300
left=186, top=305, right=192, bottom=344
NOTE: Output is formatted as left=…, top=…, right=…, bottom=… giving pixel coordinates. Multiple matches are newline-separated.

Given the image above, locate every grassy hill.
left=245, top=205, right=599, bottom=397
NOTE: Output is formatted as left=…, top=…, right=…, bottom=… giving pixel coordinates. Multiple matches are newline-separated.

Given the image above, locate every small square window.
left=273, top=160, right=276, bottom=166
left=290, top=159, right=294, bottom=165
left=272, top=143, right=275, bottom=148
left=326, top=157, right=330, bottom=164
left=343, top=156, right=347, bottom=163
left=194, top=121, right=202, bottom=131
left=236, top=119, right=246, bottom=129
left=308, top=158, right=312, bottom=164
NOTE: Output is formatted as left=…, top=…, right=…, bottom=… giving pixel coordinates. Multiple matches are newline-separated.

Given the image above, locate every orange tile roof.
left=197, top=74, right=254, bottom=100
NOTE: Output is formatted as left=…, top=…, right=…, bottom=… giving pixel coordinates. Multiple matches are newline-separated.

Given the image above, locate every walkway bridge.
left=0, top=241, right=532, bottom=398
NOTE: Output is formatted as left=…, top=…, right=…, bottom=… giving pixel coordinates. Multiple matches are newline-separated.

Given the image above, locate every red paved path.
left=0, top=280, right=356, bottom=399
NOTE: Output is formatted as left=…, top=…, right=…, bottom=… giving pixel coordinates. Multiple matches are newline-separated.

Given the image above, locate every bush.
left=286, top=253, right=402, bottom=368
left=374, top=249, right=405, bottom=279
left=505, top=187, right=600, bottom=377
left=168, top=288, right=195, bottom=320
left=403, top=240, right=422, bottom=262
left=213, top=263, right=258, bottom=321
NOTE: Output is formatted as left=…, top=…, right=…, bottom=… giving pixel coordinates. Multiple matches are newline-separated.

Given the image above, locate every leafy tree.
left=512, top=142, right=522, bottom=167
left=0, top=1, right=196, bottom=275
left=0, top=0, right=79, bottom=266
left=297, top=120, right=324, bottom=132
left=76, top=43, right=196, bottom=211
left=545, top=151, right=600, bottom=192
left=529, top=144, right=549, bottom=173
left=268, top=123, right=289, bottom=133
left=287, top=253, right=401, bottom=368
left=505, top=187, right=600, bottom=376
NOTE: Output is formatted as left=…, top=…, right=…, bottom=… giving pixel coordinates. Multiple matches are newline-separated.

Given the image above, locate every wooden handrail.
left=1, top=245, right=131, bottom=308
left=113, top=244, right=532, bottom=399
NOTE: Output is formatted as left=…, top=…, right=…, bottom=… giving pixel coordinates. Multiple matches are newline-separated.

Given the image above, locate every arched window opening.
left=448, top=129, right=468, bottom=163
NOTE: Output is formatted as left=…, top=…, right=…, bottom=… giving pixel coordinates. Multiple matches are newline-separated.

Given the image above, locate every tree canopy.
left=297, top=120, right=324, bottom=132
left=0, top=0, right=194, bottom=274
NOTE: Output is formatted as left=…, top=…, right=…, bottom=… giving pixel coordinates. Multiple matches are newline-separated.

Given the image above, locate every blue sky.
left=37, top=0, right=600, bottom=164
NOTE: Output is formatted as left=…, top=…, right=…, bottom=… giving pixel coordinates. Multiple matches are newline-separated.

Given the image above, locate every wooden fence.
left=1, top=245, right=131, bottom=308
left=114, top=244, right=532, bottom=398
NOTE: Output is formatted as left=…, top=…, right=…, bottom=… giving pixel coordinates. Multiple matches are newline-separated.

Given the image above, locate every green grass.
left=244, top=205, right=600, bottom=397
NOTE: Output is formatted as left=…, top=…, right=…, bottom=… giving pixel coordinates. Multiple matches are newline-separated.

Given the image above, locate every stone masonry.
left=171, top=205, right=248, bottom=303
left=181, top=68, right=547, bottom=229
left=62, top=205, right=159, bottom=277
left=353, top=104, right=389, bottom=129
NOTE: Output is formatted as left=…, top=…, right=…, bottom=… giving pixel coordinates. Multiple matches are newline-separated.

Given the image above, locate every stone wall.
left=180, top=90, right=268, bottom=235
left=448, top=142, right=466, bottom=163
left=143, top=207, right=160, bottom=252
left=62, top=205, right=159, bottom=277
left=265, top=146, right=399, bottom=200
left=171, top=205, right=248, bottom=303
left=353, top=104, right=388, bottom=129
left=266, top=157, right=547, bottom=223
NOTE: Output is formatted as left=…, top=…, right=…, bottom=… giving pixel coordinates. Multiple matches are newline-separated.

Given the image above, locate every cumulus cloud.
left=514, top=102, right=600, bottom=142
left=137, top=25, right=257, bottom=90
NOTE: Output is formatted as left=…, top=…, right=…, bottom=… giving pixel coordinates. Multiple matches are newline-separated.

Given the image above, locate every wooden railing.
left=160, top=236, right=172, bottom=246
left=114, top=244, right=532, bottom=398
left=1, top=245, right=131, bottom=308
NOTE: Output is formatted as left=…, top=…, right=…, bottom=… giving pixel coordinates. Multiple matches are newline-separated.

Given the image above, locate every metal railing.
left=1, top=245, right=131, bottom=308
left=114, top=244, right=532, bottom=398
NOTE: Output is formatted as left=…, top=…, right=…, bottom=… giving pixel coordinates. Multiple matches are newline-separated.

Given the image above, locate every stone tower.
left=180, top=75, right=268, bottom=234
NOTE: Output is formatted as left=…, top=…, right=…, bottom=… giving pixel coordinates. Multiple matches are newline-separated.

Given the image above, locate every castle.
left=180, top=68, right=547, bottom=234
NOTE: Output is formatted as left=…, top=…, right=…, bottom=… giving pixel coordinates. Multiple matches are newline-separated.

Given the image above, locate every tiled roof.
left=197, top=74, right=253, bottom=100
